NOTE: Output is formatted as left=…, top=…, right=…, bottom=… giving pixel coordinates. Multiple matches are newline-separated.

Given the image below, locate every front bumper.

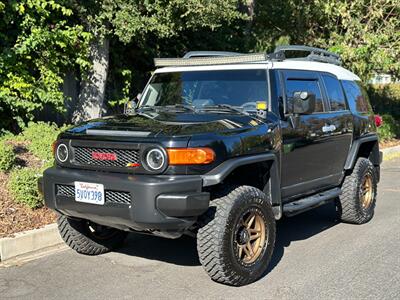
left=42, top=167, right=209, bottom=233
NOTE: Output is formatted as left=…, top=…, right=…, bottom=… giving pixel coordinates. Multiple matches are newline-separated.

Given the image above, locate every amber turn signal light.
left=167, top=148, right=215, bottom=165
left=52, top=141, right=57, bottom=157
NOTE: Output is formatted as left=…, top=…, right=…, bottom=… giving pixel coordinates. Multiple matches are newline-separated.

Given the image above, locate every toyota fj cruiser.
left=40, top=45, right=382, bottom=286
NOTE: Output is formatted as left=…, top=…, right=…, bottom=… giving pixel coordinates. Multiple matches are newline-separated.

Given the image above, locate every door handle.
left=322, top=124, right=336, bottom=133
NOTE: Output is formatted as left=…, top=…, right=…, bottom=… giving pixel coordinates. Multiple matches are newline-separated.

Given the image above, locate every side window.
left=322, top=74, right=346, bottom=111
left=285, top=79, right=324, bottom=113
left=341, top=80, right=371, bottom=113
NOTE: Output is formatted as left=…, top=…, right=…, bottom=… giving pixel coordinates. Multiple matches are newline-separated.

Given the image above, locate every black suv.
left=41, top=46, right=382, bottom=286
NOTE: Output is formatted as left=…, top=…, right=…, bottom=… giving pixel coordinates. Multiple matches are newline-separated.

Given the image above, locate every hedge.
left=0, top=139, right=15, bottom=171
left=369, top=84, right=400, bottom=140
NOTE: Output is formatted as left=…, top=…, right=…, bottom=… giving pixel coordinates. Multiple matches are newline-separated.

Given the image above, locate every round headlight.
left=145, top=148, right=165, bottom=171
left=56, top=144, right=69, bottom=163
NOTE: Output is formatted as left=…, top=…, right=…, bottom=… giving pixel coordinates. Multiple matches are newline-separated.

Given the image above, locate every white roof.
left=155, top=60, right=360, bottom=81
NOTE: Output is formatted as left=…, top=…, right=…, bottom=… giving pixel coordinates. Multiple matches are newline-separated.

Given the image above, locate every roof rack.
left=273, top=45, right=341, bottom=65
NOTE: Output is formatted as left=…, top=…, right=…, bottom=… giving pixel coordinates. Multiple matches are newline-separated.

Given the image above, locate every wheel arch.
left=344, top=135, right=381, bottom=170
left=201, top=153, right=281, bottom=210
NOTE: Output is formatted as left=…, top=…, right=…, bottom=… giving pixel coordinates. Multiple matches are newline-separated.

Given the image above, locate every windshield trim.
left=139, top=68, right=270, bottom=112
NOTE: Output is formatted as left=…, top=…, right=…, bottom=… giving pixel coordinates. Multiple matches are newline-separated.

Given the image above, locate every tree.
left=72, top=0, right=246, bottom=123
left=314, top=0, right=400, bottom=81
left=250, top=0, right=400, bottom=81
left=0, top=0, right=90, bottom=131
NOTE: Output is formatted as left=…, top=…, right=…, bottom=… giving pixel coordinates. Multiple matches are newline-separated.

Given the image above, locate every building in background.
left=370, top=74, right=400, bottom=85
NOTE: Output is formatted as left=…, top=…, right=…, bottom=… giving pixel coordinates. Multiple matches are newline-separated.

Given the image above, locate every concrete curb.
left=381, top=145, right=400, bottom=161
left=0, top=223, right=64, bottom=262
left=381, top=145, right=400, bottom=155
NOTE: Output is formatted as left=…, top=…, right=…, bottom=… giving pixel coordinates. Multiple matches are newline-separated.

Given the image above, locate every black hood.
left=64, top=111, right=264, bottom=139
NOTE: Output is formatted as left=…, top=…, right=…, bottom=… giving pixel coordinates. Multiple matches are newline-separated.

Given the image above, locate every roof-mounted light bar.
left=154, top=53, right=268, bottom=67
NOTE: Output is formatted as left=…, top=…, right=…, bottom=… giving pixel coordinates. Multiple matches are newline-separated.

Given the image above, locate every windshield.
left=139, top=69, right=268, bottom=112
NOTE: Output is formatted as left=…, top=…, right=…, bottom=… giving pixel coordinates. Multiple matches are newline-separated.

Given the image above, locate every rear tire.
left=197, top=186, right=276, bottom=286
left=338, top=157, right=377, bottom=224
left=57, top=215, right=128, bottom=255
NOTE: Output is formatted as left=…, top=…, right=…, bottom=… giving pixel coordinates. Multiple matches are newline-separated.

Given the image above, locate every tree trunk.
left=245, top=0, right=255, bottom=33
left=72, top=37, right=109, bottom=124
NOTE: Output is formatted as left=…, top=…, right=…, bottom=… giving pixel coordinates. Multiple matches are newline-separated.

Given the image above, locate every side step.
left=283, top=187, right=342, bottom=217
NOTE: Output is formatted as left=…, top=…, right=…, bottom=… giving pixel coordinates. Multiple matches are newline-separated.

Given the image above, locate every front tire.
left=338, top=157, right=377, bottom=224
left=57, top=215, right=128, bottom=255
left=197, top=186, right=276, bottom=286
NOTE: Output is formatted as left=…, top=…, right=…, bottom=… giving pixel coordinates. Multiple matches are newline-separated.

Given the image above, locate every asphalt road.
left=1, top=158, right=399, bottom=300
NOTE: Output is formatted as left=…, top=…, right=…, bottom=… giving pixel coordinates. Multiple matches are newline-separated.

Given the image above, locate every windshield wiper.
left=137, top=104, right=195, bottom=112
left=200, top=104, right=247, bottom=115
left=164, top=104, right=196, bottom=111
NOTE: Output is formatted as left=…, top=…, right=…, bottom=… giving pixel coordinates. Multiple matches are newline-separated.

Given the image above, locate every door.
left=278, top=70, right=352, bottom=199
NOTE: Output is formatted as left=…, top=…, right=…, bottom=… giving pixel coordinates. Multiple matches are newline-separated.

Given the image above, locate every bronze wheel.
left=235, top=210, right=266, bottom=264
left=197, top=186, right=276, bottom=286
left=360, top=174, right=373, bottom=209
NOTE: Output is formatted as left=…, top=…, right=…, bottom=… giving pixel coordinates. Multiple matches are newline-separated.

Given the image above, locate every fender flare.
left=201, top=153, right=281, bottom=209
left=344, top=135, right=379, bottom=170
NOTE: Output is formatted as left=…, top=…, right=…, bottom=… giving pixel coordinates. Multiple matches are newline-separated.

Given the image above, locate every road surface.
left=1, top=158, right=399, bottom=299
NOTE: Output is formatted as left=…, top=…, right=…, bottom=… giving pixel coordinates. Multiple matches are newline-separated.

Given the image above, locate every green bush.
left=0, top=140, right=15, bottom=171
left=369, top=84, right=400, bottom=121
left=21, top=122, right=65, bottom=162
left=8, top=167, right=43, bottom=209
left=378, top=114, right=400, bottom=141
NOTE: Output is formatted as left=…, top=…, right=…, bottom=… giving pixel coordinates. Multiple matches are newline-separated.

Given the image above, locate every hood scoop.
left=86, top=129, right=152, bottom=137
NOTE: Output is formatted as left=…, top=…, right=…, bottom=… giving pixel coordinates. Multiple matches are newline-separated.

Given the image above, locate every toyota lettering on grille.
left=91, top=151, right=117, bottom=161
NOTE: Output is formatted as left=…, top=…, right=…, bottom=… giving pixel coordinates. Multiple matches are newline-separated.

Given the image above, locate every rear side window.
left=322, top=74, right=346, bottom=111
left=285, top=79, right=324, bottom=113
left=341, top=80, right=371, bottom=113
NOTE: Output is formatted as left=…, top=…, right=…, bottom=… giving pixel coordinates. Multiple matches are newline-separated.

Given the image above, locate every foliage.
left=0, top=0, right=399, bottom=128
left=377, top=114, right=400, bottom=141
left=8, top=167, right=43, bottom=209
left=20, top=121, right=66, bottom=162
left=1, top=122, right=67, bottom=209
left=368, top=84, right=400, bottom=121
left=0, top=0, right=91, bottom=131
left=0, top=139, right=15, bottom=171
left=251, top=0, right=400, bottom=81
left=315, top=0, right=400, bottom=81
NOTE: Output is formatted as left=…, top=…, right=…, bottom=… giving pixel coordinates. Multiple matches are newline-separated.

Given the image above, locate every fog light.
left=146, top=148, right=165, bottom=170
left=56, top=144, right=69, bottom=162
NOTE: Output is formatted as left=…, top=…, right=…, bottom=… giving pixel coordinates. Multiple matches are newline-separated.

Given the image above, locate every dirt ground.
left=380, top=139, right=400, bottom=149
left=0, top=141, right=56, bottom=238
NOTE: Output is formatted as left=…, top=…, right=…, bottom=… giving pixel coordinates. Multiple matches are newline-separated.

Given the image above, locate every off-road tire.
left=338, top=157, right=377, bottom=224
left=57, top=215, right=128, bottom=255
left=197, top=186, right=276, bottom=286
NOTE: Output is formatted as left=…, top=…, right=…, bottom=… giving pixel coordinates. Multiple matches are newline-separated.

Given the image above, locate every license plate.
left=74, top=181, right=105, bottom=205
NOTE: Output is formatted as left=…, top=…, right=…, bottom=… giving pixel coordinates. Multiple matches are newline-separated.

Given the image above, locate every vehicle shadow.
left=265, top=201, right=339, bottom=275
left=117, top=202, right=339, bottom=270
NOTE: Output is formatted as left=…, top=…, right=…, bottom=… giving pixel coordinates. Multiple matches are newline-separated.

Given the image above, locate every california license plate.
left=74, top=181, right=105, bottom=205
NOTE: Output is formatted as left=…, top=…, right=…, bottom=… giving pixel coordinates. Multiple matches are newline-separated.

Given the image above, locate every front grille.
left=56, top=184, right=131, bottom=205
left=72, top=146, right=140, bottom=168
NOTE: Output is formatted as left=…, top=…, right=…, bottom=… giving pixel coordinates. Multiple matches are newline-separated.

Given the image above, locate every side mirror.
left=292, top=91, right=316, bottom=114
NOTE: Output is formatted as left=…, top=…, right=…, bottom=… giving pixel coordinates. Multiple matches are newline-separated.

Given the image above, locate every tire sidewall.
left=222, top=190, right=276, bottom=283
left=355, top=159, right=377, bottom=220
